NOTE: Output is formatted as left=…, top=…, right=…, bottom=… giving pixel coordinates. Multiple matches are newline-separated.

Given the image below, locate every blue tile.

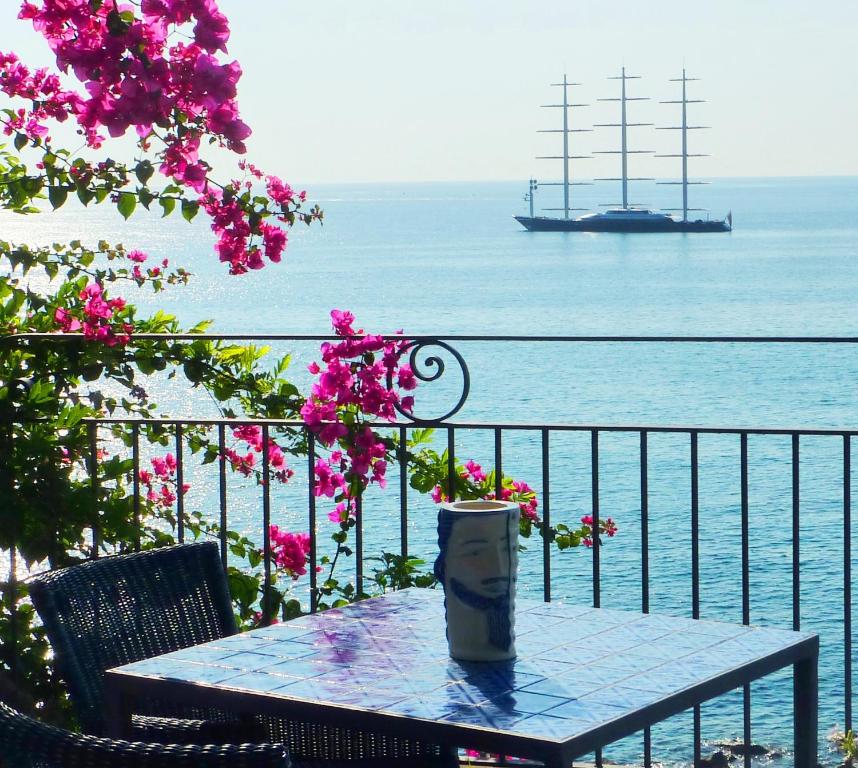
left=519, top=676, right=601, bottom=699
left=588, top=654, right=663, bottom=674
left=423, top=682, right=491, bottom=707
left=386, top=698, right=439, bottom=719
left=686, top=620, right=751, bottom=639
left=623, top=670, right=694, bottom=695
left=265, top=659, right=333, bottom=679
left=437, top=704, right=493, bottom=726
left=174, top=663, right=244, bottom=685
left=524, top=603, right=593, bottom=620
left=163, top=646, right=239, bottom=665
left=221, top=672, right=296, bottom=693
left=209, top=635, right=277, bottom=650
left=501, top=691, right=568, bottom=714
left=226, top=651, right=301, bottom=672
left=580, top=685, right=664, bottom=708
left=121, top=658, right=188, bottom=678
left=547, top=699, right=626, bottom=724
left=511, top=713, right=579, bottom=740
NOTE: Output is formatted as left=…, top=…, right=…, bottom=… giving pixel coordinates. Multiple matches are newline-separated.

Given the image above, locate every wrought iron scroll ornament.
left=388, top=339, right=470, bottom=424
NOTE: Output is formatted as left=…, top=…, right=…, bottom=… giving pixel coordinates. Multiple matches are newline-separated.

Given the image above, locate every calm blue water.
left=3, top=177, right=857, bottom=766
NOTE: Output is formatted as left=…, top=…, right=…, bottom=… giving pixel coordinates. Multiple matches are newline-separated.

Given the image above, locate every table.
left=105, top=588, right=818, bottom=768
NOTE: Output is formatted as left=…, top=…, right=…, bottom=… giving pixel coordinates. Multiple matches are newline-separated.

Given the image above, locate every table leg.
left=793, top=654, right=818, bottom=768
left=103, top=676, right=133, bottom=740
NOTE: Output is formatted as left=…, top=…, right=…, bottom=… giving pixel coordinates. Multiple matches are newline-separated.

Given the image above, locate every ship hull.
left=514, top=216, right=731, bottom=233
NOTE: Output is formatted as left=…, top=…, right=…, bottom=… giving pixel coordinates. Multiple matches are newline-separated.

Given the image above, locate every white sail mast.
left=657, top=68, right=710, bottom=222
left=594, top=66, right=654, bottom=210
left=537, top=74, right=592, bottom=219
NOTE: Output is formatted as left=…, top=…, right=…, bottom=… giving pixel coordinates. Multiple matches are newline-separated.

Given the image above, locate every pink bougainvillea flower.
left=269, top=525, right=311, bottom=578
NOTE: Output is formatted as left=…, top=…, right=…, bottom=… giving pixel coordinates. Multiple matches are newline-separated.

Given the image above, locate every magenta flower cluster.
left=139, top=452, right=189, bottom=509
left=223, top=424, right=295, bottom=484
left=301, top=310, right=417, bottom=524
left=579, top=514, right=618, bottom=548
left=3, top=0, right=312, bottom=276
left=53, top=281, right=132, bottom=347
left=0, top=50, right=81, bottom=140
left=269, top=525, right=311, bottom=579
left=18, top=0, right=245, bottom=147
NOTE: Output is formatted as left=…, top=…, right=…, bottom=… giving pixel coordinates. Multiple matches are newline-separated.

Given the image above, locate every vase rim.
left=442, top=500, right=519, bottom=512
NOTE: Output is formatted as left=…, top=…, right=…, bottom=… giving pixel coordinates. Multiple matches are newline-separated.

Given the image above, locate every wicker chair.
left=28, top=542, right=457, bottom=767
left=0, top=699, right=289, bottom=768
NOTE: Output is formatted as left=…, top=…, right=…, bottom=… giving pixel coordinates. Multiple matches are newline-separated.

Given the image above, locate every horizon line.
left=297, top=173, right=858, bottom=186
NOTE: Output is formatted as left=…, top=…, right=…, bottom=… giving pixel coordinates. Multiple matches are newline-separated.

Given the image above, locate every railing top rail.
left=5, top=332, right=858, bottom=344
left=20, top=415, right=858, bottom=436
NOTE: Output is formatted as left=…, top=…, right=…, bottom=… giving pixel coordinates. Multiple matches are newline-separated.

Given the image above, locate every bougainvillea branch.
left=2, top=0, right=321, bottom=275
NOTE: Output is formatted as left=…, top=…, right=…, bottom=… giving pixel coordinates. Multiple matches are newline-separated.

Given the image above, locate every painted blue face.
left=445, top=515, right=512, bottom=599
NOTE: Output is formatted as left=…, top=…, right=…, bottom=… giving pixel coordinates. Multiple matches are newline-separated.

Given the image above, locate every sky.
left=2, top=1, right=858, bottom=184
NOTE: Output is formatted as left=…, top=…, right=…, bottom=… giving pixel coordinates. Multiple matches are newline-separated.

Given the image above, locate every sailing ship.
left=514, top=68, right=732, bottom=233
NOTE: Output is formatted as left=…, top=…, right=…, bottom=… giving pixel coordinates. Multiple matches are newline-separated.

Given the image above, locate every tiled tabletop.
left=108, top=588, right=818, bottom=766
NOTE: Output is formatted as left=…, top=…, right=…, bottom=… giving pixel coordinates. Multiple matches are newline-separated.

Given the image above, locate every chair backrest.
left=0, top=700, right=289, bottom=768
left=28, top=541, right=237, bottom=735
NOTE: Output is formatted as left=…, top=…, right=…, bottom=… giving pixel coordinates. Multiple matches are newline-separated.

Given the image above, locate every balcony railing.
left=1, top=333, right=856, bottom=767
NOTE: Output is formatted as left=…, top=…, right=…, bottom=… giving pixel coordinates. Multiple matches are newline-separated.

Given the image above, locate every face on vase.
left=445, top=515, right=512, bottom=599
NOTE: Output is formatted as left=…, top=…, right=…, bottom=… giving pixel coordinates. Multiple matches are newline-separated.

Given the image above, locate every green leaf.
left=134, top=160, right=155, bottom=185
left=159, top=197, right=176, bottom=217
left=117, top=192, right=136, bottom=220
left=76, top=186, right=94, bottom=206
left=48, top=186, right=68, bottom=210
left=138, top=188, right=155, bottom=209
left=181, top=199, right=199, bottom=223
left=13, top=133, right=27, bottom=151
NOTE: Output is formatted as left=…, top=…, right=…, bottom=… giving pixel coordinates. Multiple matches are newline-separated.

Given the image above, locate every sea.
left=2, top=176, right=857, bottom=767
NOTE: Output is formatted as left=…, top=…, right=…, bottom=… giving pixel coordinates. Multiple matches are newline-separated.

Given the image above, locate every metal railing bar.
left=741, top=433, right=751, bottom=768
left=132, top=424, right=141, bottom=551
left=308, top=433, right=318, bottom=614
left=845, top=435, right=853, bottom=731
left=591, top=429, right=600, bottom=609
left=262, top=425, right=272, bottom=625
left=641, top=431, right=649, bottom=614
left=640, top=430, right=651, bottom=768
left=218, top=424, right=228, bottom=569
left=355, top=494, right=364, bottom=596
left=6, top=545, right=19, bottom=679
left=494, top=428, right=503, bottom=499
left=88, top=422, right=99, bottom=559
left=542, top=429, right=551, bottom=603
left=691, top=432, right=701, bottom=768
left=741, top=434, right=750, bottom=624
left=447, top=428, right=456, bottom=501
left=691, top=432, right=700, bottom=620
left=792, top=434, right=800, bottom=631
left=175, top=425, right=185, bottom=544
left=58, top=416, right=858, bottom=437
left=399, top=426, right=408, bottom=558
left=10, top=332, right=858, bottom=344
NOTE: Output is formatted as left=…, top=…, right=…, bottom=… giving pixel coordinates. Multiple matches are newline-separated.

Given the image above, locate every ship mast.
left=656, top=68, right=710, bottom=222
left=536, top=74, right=591, bottom=219
left=594, top=66, right=654, bottom=210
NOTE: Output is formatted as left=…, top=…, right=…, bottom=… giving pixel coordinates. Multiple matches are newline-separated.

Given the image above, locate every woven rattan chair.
left=0, top=699, right=289, bottom=768
left=28, top=542, right=457, bottom=767
left=28, top=541, right=249, bottom=744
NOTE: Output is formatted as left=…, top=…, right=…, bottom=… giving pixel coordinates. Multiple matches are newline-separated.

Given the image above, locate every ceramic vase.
left=434, top=499, right=520, bottom=661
